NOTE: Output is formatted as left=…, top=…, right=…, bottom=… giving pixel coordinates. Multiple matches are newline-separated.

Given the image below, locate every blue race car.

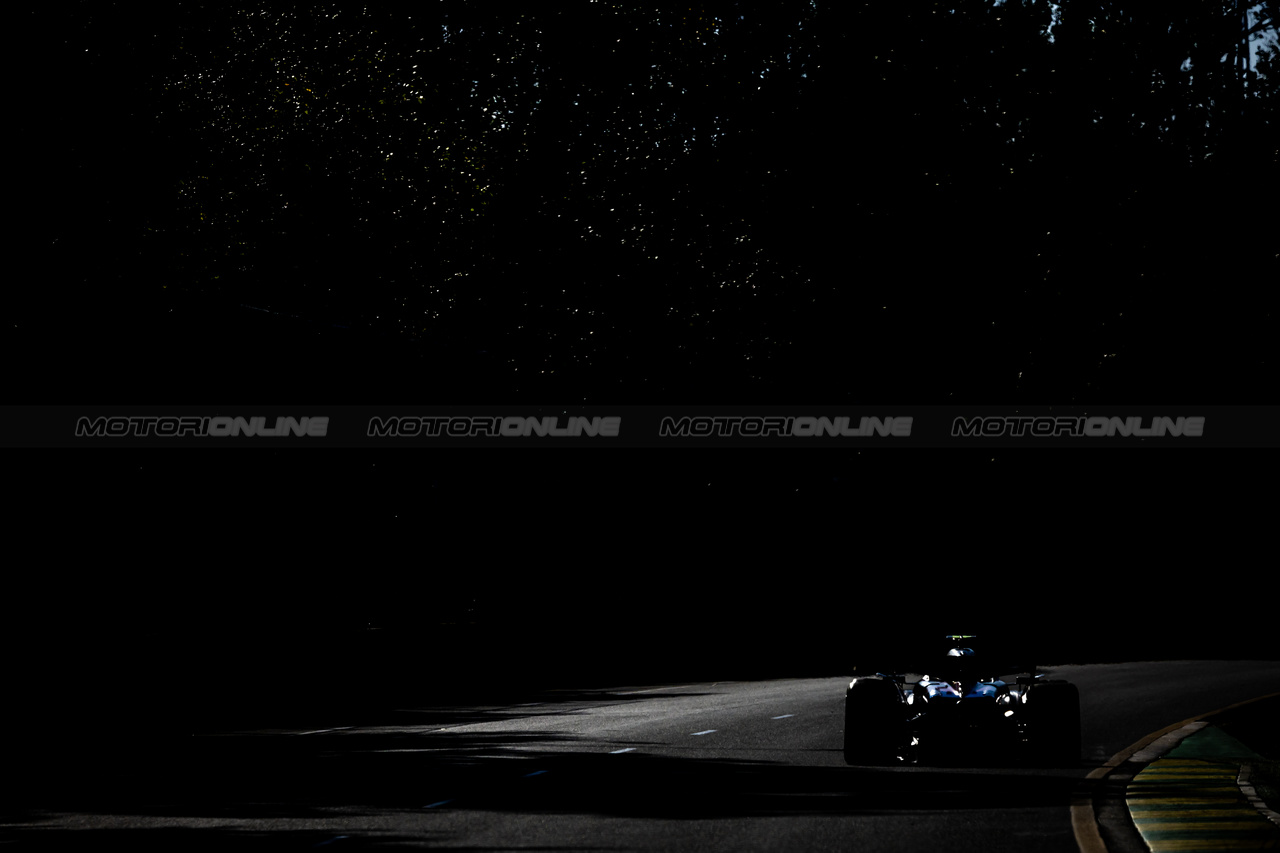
left=844, top=635, right=1080, bottom=766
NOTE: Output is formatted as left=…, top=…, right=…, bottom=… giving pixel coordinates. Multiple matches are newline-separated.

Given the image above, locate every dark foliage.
left=15, top=2, right=1277, bottom=403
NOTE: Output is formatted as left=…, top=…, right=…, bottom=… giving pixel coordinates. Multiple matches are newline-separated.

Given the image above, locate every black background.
left=7, top=3, right=1277, bottom=742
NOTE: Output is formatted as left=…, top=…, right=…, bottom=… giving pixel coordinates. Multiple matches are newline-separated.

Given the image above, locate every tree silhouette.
left=19, top=2, right=1277, bottom=403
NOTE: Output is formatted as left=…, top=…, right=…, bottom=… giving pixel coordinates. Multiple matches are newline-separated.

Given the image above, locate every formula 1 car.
left=843, top=635, right=1080, bottom=766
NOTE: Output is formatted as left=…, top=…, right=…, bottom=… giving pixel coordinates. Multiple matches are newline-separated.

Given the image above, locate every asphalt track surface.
left=5, top=661, right=1280, bottom=852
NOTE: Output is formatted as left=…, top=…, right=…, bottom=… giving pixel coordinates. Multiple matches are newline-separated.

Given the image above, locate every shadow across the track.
left=3, top=687, right=1084, bottom=850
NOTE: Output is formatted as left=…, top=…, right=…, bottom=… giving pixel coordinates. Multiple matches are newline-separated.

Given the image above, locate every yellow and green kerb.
left=1127, top=758, right=1279, bottom=851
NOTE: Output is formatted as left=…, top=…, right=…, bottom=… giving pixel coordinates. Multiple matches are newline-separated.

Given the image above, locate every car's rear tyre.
left=1022, top=680, right=1080, bottom=766
left=843, top=676, right=904, bottom=766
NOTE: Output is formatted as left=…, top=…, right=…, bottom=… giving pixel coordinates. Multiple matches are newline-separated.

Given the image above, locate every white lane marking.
left=525, top=770, right=548, bottom=777
left=772, top=715, right=794, bottom=720
left=613, top=685, right=698, bottom=695
left=296, top=726, right=356, bottom=736
left=610, top=747, right=637, bottom=754
left=424, top=800, right=452, bottom=809
left=690, top=730, right=717, bottom=736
